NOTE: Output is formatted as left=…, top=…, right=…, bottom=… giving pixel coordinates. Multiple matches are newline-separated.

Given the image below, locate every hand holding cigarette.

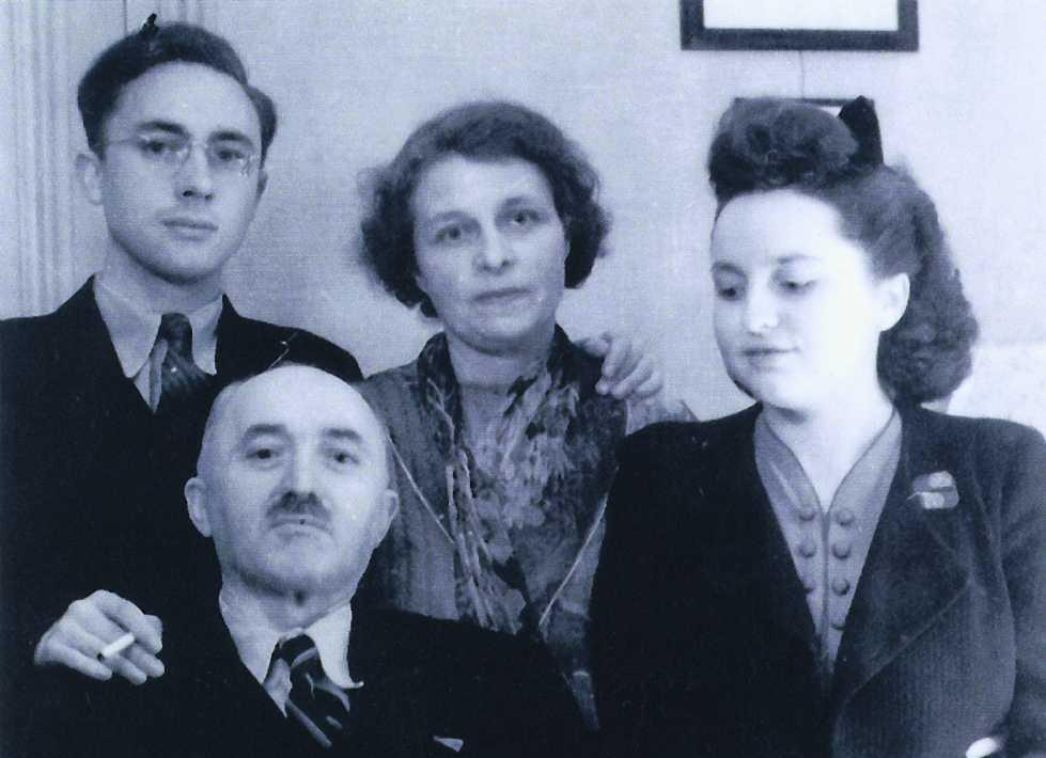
left=34, top=589, right=165, bottom=685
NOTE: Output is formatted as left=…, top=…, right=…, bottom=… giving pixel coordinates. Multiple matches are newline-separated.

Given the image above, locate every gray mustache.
left=266, top=491, right=329, bottom=523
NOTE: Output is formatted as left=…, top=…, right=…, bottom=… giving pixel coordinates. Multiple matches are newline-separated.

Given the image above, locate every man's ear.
left=75, top=151, right=104, bottom=206
left=371, top=489, right=399, bottom=547
left=877, top=272, right=911, bottom=332
left=184, top=477, right=213, bottom=538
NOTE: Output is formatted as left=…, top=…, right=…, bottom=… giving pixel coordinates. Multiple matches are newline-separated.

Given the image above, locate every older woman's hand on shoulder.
left=578, top=331, right=663, bottom=401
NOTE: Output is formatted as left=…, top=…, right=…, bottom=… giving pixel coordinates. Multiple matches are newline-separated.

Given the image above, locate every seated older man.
left=26, top=366, right=587, bottom=756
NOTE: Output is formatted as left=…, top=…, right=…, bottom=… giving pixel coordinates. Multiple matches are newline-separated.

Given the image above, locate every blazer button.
left=831, top=542, right=852, bottom=559
left=798, top=506, right=818, bottom=522
left=831, top=576, right=851, bottom=595
left=834, top=508, right=855, bottom=527
left=926, top=471, right=955, bottom=489
left=830, top=614, right=847, bottom=631
left=797, top=538, right=817, bottom=558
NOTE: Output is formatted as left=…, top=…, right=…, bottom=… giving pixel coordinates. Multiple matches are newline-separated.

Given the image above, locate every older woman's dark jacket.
left=592, top=405, right=1046, bottom=757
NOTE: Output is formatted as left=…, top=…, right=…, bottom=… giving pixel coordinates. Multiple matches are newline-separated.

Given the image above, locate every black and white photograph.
left=2, top=1, right=1045, bottom=756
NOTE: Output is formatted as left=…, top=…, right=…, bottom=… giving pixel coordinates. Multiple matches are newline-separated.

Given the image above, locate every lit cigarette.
left=97, top=632, right=135, bottom=662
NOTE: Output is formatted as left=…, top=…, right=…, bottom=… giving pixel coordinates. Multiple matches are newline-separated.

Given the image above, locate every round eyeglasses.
left=104, top=134, right=257, bottom=177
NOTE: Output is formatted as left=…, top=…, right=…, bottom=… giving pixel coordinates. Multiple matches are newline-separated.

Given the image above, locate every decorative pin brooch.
left=909, top=471, right=959, bottom=510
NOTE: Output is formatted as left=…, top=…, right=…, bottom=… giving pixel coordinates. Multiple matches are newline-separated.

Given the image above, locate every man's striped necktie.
left=156, top=312, right=212, bottom=413
left=272, top=633, right=354, bottom=749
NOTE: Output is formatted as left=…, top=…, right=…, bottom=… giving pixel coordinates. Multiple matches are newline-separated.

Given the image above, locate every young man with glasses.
left=0, top=20, right=360, bottom=741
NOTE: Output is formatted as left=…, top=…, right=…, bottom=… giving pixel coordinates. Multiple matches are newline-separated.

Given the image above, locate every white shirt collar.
left=218, top=588, right=358, bottom=690
left=93, top=275, right=221, bottom=377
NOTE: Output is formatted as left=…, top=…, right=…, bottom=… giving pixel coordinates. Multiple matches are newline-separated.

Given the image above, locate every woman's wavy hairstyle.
left=360, top=100, right=609, bottom=317
left=708, top=97, right=978, bottom=405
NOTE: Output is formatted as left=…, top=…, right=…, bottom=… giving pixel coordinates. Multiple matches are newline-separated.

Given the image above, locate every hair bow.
left=139, top=13, right=160, bottom=40
left=837, top=96, right=883, bottom=168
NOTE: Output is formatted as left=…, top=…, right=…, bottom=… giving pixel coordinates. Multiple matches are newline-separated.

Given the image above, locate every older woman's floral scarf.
left=415, top=328, right=625, bottom=670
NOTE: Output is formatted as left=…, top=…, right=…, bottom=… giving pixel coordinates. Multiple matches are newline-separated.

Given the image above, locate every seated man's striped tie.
left=272, top=634, right=354, bottom=749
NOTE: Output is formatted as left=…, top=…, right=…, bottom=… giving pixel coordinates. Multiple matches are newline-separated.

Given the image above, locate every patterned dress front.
left=358, top=327, right=663, bottom=726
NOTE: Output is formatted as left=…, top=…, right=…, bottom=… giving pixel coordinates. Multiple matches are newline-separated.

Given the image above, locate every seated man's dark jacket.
left=23, top=605, right=589, bottom=757
left=0, top=280, right=361, bottom=738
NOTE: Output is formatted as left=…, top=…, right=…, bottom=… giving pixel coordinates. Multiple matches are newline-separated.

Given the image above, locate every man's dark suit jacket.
left=0, top=280, right=361, bottom=740
left=24, top=605, right=589, bottom=757
left=592, top=405, right=1046, bottom=758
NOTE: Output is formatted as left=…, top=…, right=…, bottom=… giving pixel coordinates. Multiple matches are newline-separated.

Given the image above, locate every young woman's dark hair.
left=361, top=100, right=609, bottom=317
left=708, top=97, right=978, bottom=405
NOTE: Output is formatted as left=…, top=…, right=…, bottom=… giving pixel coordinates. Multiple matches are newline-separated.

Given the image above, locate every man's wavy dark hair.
left=708, top=98, right=978, bottom=405
left=78, top=21, right=277, bottom=162
left=360, top=100, right=609, bottom=317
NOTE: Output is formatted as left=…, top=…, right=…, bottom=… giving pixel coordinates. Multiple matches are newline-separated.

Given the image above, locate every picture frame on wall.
left=681, top=0, right=918, bottom=52
left=736, top=97, right=856, bottom=112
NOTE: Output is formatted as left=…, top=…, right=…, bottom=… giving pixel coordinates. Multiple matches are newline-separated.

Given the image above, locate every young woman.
left=357, top=100, right=678, bottom=728
left=592, top=97, right=1046, bottom=757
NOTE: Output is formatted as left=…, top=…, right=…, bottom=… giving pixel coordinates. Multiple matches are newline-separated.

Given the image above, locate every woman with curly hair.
left=357, top=100, right=677, bottom=728
left=592, top=97, right=1046, bottom=757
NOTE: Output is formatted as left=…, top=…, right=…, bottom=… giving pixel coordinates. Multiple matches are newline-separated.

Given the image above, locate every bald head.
left=185, top=365, right=397, bottom=602
left=196, top=365, right=389, bottom=483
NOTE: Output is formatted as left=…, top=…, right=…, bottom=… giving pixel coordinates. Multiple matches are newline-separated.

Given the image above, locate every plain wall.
left=5, top=1, right=1046, bottom=418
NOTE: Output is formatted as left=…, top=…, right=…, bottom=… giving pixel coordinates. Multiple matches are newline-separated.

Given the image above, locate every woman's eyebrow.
left=417, top=210, right=470, bottom=229
left=711, top=261, right=743, bottom=274
left=772, top=254, right=818, bottom=265
left=501, top=194, right=542, bottom=207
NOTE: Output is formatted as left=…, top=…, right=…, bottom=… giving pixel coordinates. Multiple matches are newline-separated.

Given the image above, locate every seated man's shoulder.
left=355, top=608, right=589, bottom=756
left=355, top=607, right=546, bottom=673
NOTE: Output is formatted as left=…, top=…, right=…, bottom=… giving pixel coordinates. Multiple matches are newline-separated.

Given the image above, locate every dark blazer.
left=0, top=280, right=360, bottom=740
left=592, top=405, right=1046, bottom=758
left=24, top=605, right=589, bottom=757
